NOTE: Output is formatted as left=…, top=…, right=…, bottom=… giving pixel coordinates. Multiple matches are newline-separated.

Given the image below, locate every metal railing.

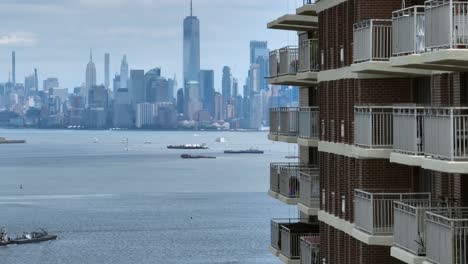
left=279, top=46, right=299, bottom=76
left=424, top=107, right=468, bottom=161
left=279, top=165, right=305, bottom=199
left=278, top=107, right=299, bottom=137
left=300, top=236, right=320, bottom=264
left=426, top=208, right=468, bottom=264
left=392, top=6, right=426, bottom=56
left=303, top=0, right=314, bottom=5
left=299, top=169, right=320, bottom=209
left=299, top=107, right=320, bottom=140
left=281, top=228, right=314, bottom=259
left=425, top=0, right=468, bottom=50
left=394, top=201, right=453, bottom=256
left=353, top=19, right=393, bottom=63
left=299, top=39, right=320, bottom=73
left=354, top=106, right=393, bottom=149
left=270, top=108, right=280, bottom=135
left=354, top=189, right=431, bottom=235
left=269, top=50, right=279, bottom=78
left=271, top=219, right=313, bottom=251
left=393, top=105, right=425, bottom=155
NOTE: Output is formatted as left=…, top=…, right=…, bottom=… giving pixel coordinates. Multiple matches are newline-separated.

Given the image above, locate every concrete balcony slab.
left=352, top=146, right=392, bottom=159
left=268, top=14, right=318, bottom=32
left=269, top=75, right=316, bottom=86
left=390, top=51, right=468, bottom=72
left=390, top=152, right=423, bottom=167
left=297, top=137, right=318, bottom=147
left=279, top=253, right=300, bottom=264
left=351, top=228, right=393, bottom=246
left=298, top=202, right=319, bottom=216
left=391, top=246, right=427, bottom=264
left=296, top=4, right=317, bottom=16
left=351, top=61, right=431, bottom=77
left=277, top=193, right=299, bottom=205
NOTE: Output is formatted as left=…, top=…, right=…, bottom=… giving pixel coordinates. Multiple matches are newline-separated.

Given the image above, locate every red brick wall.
left=431, top=73, right=462, bottom=106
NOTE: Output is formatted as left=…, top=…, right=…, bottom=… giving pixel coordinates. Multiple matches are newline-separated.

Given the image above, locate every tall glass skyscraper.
left=183, top=1, right=200, bottom=86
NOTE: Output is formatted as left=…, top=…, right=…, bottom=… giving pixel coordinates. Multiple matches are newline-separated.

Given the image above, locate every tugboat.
left=0, top=228, right=12, bottom=246
left=181, top=154, right=216, bottom=159
left=13, top=229, right=57, bottom=245
left=224, top=149, right=264, bottom=154
left=167, top=144, right=208, bottom=150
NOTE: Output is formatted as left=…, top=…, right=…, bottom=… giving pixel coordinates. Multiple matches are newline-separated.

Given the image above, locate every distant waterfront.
left=0, top=129, right=297, bottom=263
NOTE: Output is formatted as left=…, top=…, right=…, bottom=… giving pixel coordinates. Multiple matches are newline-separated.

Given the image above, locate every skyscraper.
left=120, top=55, right=129, bottom=89
left=85, top=50, right=97, bottom=105
left=11, top=51, right=15, bottom=87
left=249, top=41, right=268, bottom=64
left=199, top=70, right=214, bottom=117
left=222, top=66, right=231, bottom=104
left=34, top=68, right=38, bottom=92
left=130, top=69, right=145, bottom=106
left=104, top=53, right=110, bottom=90
left=248, top=41, right=269, bottom=95
left=232, top=78, right=238, bottom=98
left=183, top=0, right=200, bottom=86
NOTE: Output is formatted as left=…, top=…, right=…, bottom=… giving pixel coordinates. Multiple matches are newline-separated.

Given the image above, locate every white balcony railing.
left=269, top=50, right=280, bottom=78
left=393, top=105, right=425, bottom=155
left=303, top=0, right=315, bottom=5
left=394, top=201, right=453, bottom=256
left=299, top=169, right=320, bottom=209
left=271, top=219, right=318, bottom=257
left=299, top=39, right=320, bottom=73
left=354, top=106, right=393, bottom=149
left=270, top=108, right=280, bottom=135
left=426, top=208, right=468, bottom=264
left=270, top=163, right=313, bottom=199
left=299, top=107, right=320, bottom=140
left=424, top=107, right=468, bottom=161
left=279, top=107, right=299, bottom=137
left=354, top=190, right=431, bottom=235
left=300, top=236, right=320, bottom=264
left=353, top=19, right=393, bottom=63
left=392, top=6, right=426, bottom=56
left=425, top=0, right=468, bottom=50
left=281, top=228, right=315, bottom=259
left=279, top=46, right=299, bottom=76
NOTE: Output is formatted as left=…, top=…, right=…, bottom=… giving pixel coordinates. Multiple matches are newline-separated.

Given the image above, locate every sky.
left=0, top=0, right=305, bottom=94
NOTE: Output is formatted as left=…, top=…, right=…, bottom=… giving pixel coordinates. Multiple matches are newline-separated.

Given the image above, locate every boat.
left=93, top=138, right=99, bottom=143
left=181, top=154, right=216, bottom=159
left=144, top=140, right=152, bottom=144
left=285, top=155, right=299, bottom=159
left=0, top=228, right=12, bottom=246
left=224, top=149, right=264, bottom=154
left=215, top=137, right=226, bottom=143
left=12, top=229, right=57, bottom=245
left=167, top=144, right=208, bottom=150
left=0, top=137, right=26, bottom=144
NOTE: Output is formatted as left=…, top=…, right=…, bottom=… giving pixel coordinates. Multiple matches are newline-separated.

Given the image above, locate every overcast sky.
left=0, top=0, right=304, bottom=92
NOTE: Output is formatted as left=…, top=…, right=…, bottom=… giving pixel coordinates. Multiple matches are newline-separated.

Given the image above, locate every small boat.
left=144, top=140, right=152, bottom=144
left=285, top=155, right=299, bottom=159
left=224, top=149, right=264, bottom=154
left=0, top=228, right=12, bottom=246
left=215, top=137, right=226, bottom=143
left=93, top=138, right=99, bottom=143
left=120, top=139, right=127, bottom=144
left=12, top=229, right=57, bottom=245
left=167, top=144, right=208, bottom=150
left=181, top=154, right=216, bottom=159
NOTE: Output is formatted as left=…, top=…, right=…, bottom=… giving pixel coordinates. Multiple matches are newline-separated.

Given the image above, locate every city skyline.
left=0, top=0, right=302, bottom=92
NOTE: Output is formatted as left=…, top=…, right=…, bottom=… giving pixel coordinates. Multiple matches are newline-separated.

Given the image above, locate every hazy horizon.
left=0, top=0, right=305, bottom=93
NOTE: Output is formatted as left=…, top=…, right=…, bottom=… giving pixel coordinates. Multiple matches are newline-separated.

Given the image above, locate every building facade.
left=267, top=1, right=468, bottom=264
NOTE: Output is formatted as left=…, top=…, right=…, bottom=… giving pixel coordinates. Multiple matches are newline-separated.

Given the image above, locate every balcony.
left=390, top=1, right=468, bottom=71
left=353, top=189, right=431, bottom=245
left=268, top=2, right=318, bottom=32
left=269, top=46, right=317, bottom=86
left=297, top=0, right=317, bottom=16
left=353, top=19, right=392, bottom=63
left=300, top=236, right=320, bottom=264
left=270, top=163, right=313, bottom=205
left=269, top=107, right=299, bottom=143
left=270, top=219, right=320, bottom=264
left=297, top=39, right=319, bottom=82
left=425, top=209, right=468, bottom=264
left=298, top=168, right=320, bottom=216
left=424, top=107, right=468, bottom=161
left=353, top=106, right=393, bottom=158
left=298, top=107, right=319, bottom=147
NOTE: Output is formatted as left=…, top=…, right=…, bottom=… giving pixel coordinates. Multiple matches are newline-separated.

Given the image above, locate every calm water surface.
left=0, top=129, right=299, bottom=264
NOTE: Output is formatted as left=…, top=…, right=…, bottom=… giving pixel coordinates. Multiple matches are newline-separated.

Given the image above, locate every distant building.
left=136, top=103, right=156, bottom=128
left=120, top=55, right=129, bottom=89
left=214, top=92, right=223, bottom=121
left=43, top=78, right=59, bottom=92
left=130, top=70, right=145, bottom=106
left=85, top=51, right=97, bottom=105
left=183, top=0, right=200, bottom=86
left=88, top=85, right=108, bottom=109
left=222, top=66, right=231, bottom=104
left=145, top=69, right=170, bottom=103
left=176, top=88, right=184, bottom=115
left=199, top=70, right=214, bottom=117
left=185, top=81, right=202, bottom=120
left=104, top=53, right=110, bottom=89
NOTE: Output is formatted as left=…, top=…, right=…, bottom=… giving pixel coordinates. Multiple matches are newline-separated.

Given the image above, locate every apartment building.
left=267, top=0, right=468, bottom=264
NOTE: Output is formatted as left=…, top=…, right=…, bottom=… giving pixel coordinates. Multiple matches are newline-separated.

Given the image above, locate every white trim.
left=352, top=146, right=392, bottom=159
left=391, top=246, right=427, bottom=264
left=318, top=141, right=355, bottom=158
left=298, top=202, right=319, bottom=216
left=421, top=158, right=468, bottom=174
left=318, top=210, right=355, bottom=236
left=350, top=61, right=432, bottom=77
left=351, top=228, right=394, bottom=246
left=390, top=152, right=423, bottom=167
left=318, top=66, right=391, bottom=82
left=297, top=137, right=319, bottom=147
left=277, top=194, right=299, bottom=205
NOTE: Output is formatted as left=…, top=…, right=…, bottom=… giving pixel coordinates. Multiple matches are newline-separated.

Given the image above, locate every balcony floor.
left=391, top=246, right=427, bottom=264
left=268, top=75, right=316, bottom=86
left=390, top=50, right=468, bottom=72
left=352, top=227, right=393, bottom=246
left=298, top=202, right=319, bottom=216
left=267, top=14, right=318, bottom=32
left=351, top=61, right=431, bottom=77
left=268, top=134, right=298, bottom=144
left=296, top=4, right=317, bottom=16
left=297, top=137, right=318, bottom=147
left=279, top=253, right=300, bottom=264
left=390, top=152, right=468, bottom=174
left=268, top=190, right=299, bottom=205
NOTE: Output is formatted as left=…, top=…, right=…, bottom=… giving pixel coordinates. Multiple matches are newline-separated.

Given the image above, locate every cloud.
left=0, top=32, right=37, bottom=46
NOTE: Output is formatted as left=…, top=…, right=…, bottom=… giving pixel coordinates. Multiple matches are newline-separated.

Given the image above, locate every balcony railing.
left=270, top=163, right=311, bottom=198
left=303, top=0, right=315, bottom=5
left=279, top=46, right=299, bottom=76
left=299, top=39, right=320, bottom=73
left=271, top=219, right=318, bottom=256
left=269, top=50, right=279, bottom=78
left=353, top=19, right=392, bottom=63
left=279, top=107, right=299, bottom=137
left=424, top=107, right=468, bottom=161
left=299, top=169, right=320, bottom=209
left=354, top=106, right=393, bottom=149
left=425, top=0, right=468, bottom=50
left=270, top=108, right=280, bottom=135
left=354, top=189, right=431, bottom=235
left=299, top=107, right=320, bottom=140
left=394, top=201, right=453, bottom=256
left=300, top=236, right=320, bottom=264
left=393, top=105, right=425, bottom=155
left=426, top=208, right=468, bottom=264
left=392, top=6, right=426, bottom=56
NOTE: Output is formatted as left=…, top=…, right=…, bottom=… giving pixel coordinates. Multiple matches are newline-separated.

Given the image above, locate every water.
left=0, top=129, right=299, bottom=264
